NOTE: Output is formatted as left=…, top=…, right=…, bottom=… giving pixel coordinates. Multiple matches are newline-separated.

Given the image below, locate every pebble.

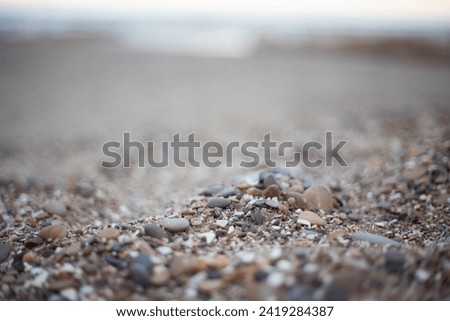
left=285, top=192, right=307, bottom=209
left=22, top=252, right=35, bottom=264
left=265, top=198, right=279, bottom=208
left=143, top=224, right=166, bottom=239
left=159, top=218, right=190, bottom=232
left=347, top=212, right=360, bottom=221
left=298, top=211, right=325, bottom=226
left=384, top=250, right=405, bottom=273
left=415, top=269, right=430, bottom=282
left=264, top=184, right=280, bottom=198
left=206, top=197, right=231, bottom=208
left=129, top=253, right=153, bottom=285
left=65, top=242, right=81, bottom=256
left=215, top=219, right=229, bottom=228
left=39, top=225, right=68, bottom=241
left=351, top=231, right=401, bottom=246
left=217, top=187, right=236, bottom=198
left=251, top=211, right=266, bottom=225
left=98, top=228, right=120, bottom=240
left=60, top=288, right=78, bottom=301
left=190, top=218, right=203, bottom=226
left=402, top=165, right=427, bottom=182
left=247, top=187, right=261, bottom=196
left=263, top=174, right=278, bottom=189
left=199, top=232, right=216, bottom=244
left=157, top=246, right=172, bottom=255
left=0, top=243, right=11, bottom=263
left=287, top=185, right=304, bottom=194
left=44, top=201, right=67, bottom=216
left=151, top=265, right=170, bottom=285
left=201, top=186, right=224, bottom=196
left=303, top=184, right=333, bottom=213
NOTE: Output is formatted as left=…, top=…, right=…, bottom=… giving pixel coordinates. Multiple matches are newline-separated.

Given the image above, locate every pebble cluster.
left=0, top=141, right=449, bottom=300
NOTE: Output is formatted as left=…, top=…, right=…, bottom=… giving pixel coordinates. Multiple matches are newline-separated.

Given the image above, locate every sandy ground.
left=0, top=34, right=449, bottom=300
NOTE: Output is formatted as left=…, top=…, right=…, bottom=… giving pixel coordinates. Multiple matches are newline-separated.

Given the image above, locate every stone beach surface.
left=0, top=34, right=449, bottom=300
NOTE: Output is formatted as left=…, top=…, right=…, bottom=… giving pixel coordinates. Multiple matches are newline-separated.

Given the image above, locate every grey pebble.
left=129, top=254, right=153, bottom=285
left=351, top=231, right=401, bottom=246
left=105, top=256, right=128, bottom=269
left=263, top=174, right=278, bottom=189
left=144, top=224, right=166, bottom=239
left=251, top=212, right=266, bottom=225
left=0, top=243, right=11, bottom=263
left=255, top=198, right=266, bottom=206
left=159, top=218, right=190, bottom=232
left=201, top=186, right=224, bottom=196
left=347, top=213, right=360, bottom=221
left=384, top=250, right=405, bottom=273
left=206, top=197, right=231, bottom=208
left=217, top=187, right=236, bottom=198
left=265, top=198, right=279, bottom=208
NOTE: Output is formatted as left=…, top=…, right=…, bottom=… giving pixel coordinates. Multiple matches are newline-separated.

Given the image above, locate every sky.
left=1, top=0, right=450, bottom=22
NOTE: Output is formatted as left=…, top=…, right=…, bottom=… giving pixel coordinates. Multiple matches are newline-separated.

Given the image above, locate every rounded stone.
left=98, top=228, right=120, bottom=240
left=39, top=225, right=68, bottom=241
left=264, top=184, right=280, bottom=198
left=143, top=224, right=166, bottom=239
left=129, top=254, right=153, bottom=285
left=263, top=174, right=278, bottom=189
left=159, top=218, right=190, bottom=232
left=384, top=250, right=405, bottom=273
left=0, top=243, right=11, bottom=263
left=285, top=191, right=307, bottom=209
left=303, top=184, right=333, bottom=213
left=298, top=211, right=325, bottom=226
left=44, top=201, right=67, bottom=216
left=206, top=197, right=231, bottom=208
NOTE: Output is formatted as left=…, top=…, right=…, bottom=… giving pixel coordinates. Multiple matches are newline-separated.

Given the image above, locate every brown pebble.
left=328, top=230, right=347, bottom=240
left=22, top=252, right=35, bottom=264
left=303, top=184, right=333, bottom=213
left=98, top=228, right=120, bottom=240
left=25, top=237, right=44, bottom=249
left=247, top=187, right=261, bottom=196
left=285, top=192, right=307, bottom=209
left=151, top=265, right=170, bottom=286
left=65, top=242, right=81, bottom=256
left=299, top=211, right=325, bottom=226
left=287, top=185, right=304, bottom=193
left=39, top=225, right=68, bottom=241
left=212, top=255, right=229, bottom=269
left=264, top=184, right=280, bottom=198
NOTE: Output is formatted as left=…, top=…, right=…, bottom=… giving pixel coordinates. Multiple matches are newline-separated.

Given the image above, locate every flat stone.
left=351, top=231, right=401, bottom=246
left=285, top=191, right=307, bottom=209
left=298, top=211, right=325, bottom=226
left=98, top=228, right=120, bottom=240
left=159, top=218, right=190, bottom=232
left=0, top=243, right=11, bottom=263
left=206, top=197, right=231, bottom=208
left=143, top=224, right=166, bottom=239
left=201, top=186, right=224, bottom=196
left=303, top=184, right=333, bottom=213
left=217, top=187, right=236, bottom=198
left=251, top=212, right=266, bottom=225
left=25, top=237, right=44, bottom=249
left=265, top=198, right=279, bottom=208
left=39, top=225, right=68, bottom=241
left=215, top=219, right=229, bottom=228
left=347, top=213, right=360, bottom=221
left=44, top=201, right=67, bottom=216
left=264, top=184, right=280, bottom=198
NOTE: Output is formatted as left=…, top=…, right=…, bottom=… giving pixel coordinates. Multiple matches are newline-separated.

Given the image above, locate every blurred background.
left=0, top=1, right=449, bottom=214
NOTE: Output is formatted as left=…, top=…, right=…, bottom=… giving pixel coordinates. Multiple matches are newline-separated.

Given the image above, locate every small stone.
left=199, top=232, right=216, bottom=244
left=384, top=250, right=405, bottom=273
left=0, top=243, right=11, bottom=263
left=159, top=218, right=190, bottom=232
left=251, top=211, right=266, bottom=225
left=287, top=185, right=304, bottom=194
left=263, top=174, right=278, bottom=189
left=298, top=211, right=325, bottom=226
left=265, top=198, right=279, bottom=208
left=98, top=228, right=120, bottom=240
left=201, top=186, right=224, bottom=196
left=338, top=212, right=347, bottom=220
left=285, top=192, right=307, bottom=209
left=303, top=184, right=333, bottom=213
left=143, top=224, right=166, bottom=239
left=65, top=242, right=81, bottom=256
left=253, top=269, right=269, bottom=282
left=402, top=165, right=427, bottom=182
left=24, top=236, right=44, bottom=249
left=264, top=184, right=280, bottom=198
left=129, top=253, right=153, bottom=285
left=215, top=219, right=229, bottom=228
left=328, top=230, right=347, bottom=240
left=60, top=288, right=78, bottom=301
left=157, top=246, right=172, bottom=255
left=206, top=197, right=231, bottom=208
left=39, top=225, right=68, bottom=241
left=347, top=213, right=360, bottom=221
left=415, top=269, right=430, bottom=282
left=247, top=187, right=261, bottom=196
left=44, top=201, right=67, bottom=216
left=151, top=265, right=170, bottom=285
left=217, top=187, right=236, bottom=198
left=22, top=252, right=35, bottom=264
left=190, top=218, right=203, bottom=226
left=351, top=231, right=401, bottom=246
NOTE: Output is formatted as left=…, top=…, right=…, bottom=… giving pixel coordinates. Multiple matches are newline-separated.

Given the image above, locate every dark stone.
left=0, top=243, right=11, bottom=263
left=24, top=237, right=44, bottom=249
left=217, top=187, right=236, bottom=198
left=251, top=212, right=265, bottom=225
left=288, top=283, right=315, bottom=300
left=200, top=186, right=224, bottom=196
left=384, top=250, right=405, bottom=273
left=207, top=270, right=221, bottom=279
left=105, top=256, right=128, bottom=269
left=206, top=197, right=231, bottom=208
left=253, top=269, right=269, bottom=282
left=263, top=174, right=278, bottom=189
left=144, top=224, right=166, bottom=239
left=129, top=253, right=153, bottom=286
